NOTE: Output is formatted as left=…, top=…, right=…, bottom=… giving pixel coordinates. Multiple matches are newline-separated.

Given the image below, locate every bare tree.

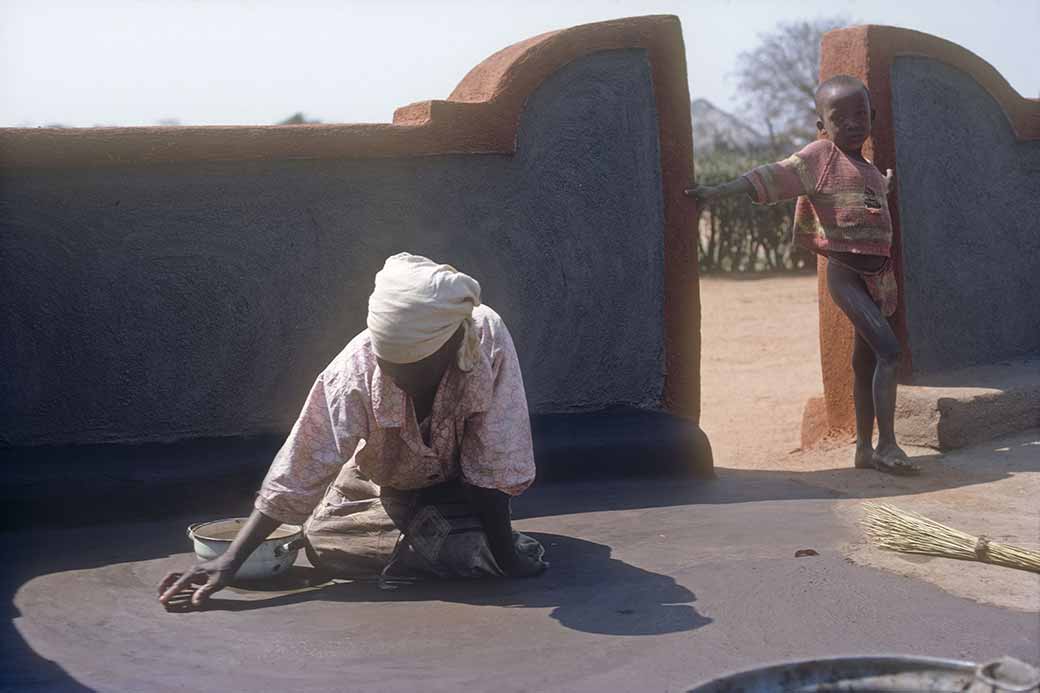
left=733, top=17, right=853, bottom=147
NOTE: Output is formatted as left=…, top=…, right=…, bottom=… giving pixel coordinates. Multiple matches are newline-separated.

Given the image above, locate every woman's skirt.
left=303, top=467, right=542, bottom=585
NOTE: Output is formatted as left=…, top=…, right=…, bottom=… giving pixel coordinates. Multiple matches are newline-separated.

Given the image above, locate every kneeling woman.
left=159, top=253, right=546, bottom=608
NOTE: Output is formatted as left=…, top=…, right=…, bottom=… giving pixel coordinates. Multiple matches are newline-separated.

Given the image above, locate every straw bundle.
left=861, top=503, right=1040, bottom=574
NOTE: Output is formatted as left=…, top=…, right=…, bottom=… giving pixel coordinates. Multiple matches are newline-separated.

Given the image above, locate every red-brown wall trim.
left=814, top=24, right=1040, bottom=436
left=0, top=14, right=701, bottom=422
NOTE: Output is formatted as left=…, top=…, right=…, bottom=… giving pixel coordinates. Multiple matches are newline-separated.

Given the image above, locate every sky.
left=2, top=0, right=1037, bottom=128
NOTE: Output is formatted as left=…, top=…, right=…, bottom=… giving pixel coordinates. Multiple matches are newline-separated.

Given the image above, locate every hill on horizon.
left=691, top=98, right=769, bottom=155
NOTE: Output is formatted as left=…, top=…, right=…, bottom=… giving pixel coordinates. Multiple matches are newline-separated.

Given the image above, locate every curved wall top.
left=812, top=25, right=1040, bottom=433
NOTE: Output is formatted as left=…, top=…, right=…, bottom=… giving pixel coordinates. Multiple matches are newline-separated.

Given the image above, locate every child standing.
left=686, top=75, right=919, bottom=475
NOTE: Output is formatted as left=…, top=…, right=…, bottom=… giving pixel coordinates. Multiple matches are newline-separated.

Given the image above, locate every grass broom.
left=860, top=503, right=1040, bottom=574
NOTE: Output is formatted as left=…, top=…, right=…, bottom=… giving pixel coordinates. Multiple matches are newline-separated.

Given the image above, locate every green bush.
left=694, top=148, right=814, bottom=273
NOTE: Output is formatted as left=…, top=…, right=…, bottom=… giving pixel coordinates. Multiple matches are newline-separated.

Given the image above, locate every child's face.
left=816, top=84, right=874, bottom=151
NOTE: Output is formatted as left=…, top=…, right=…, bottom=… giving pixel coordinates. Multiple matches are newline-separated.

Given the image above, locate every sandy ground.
left=698, top=273, right=1040, bottom=612
left=699, top=273, right=823, bottom=469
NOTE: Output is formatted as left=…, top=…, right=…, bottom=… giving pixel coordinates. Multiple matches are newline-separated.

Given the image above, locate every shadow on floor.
left=200, top=532, right=712, bottom=637
left=0, top=525, right=707, bottom=689
left=515, top=436, right=1038, bottom=519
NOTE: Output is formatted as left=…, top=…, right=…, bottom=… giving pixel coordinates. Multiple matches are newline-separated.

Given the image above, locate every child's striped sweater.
left=743, top=139, right=893, bottom=257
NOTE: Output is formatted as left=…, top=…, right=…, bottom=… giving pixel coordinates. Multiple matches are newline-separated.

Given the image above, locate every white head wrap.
left=367, top=252, right=482, bottom=369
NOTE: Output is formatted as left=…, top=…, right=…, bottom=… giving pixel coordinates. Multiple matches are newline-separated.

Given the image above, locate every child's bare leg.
left=826, top=261, right=920, bottom=475
left=851, top=333, right=876, bottom=468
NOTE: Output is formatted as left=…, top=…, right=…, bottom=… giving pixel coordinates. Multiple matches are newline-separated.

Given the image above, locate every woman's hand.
left=885, top=168, right=895, bottom=194
left=158, top=555, right=238, bottom=610
left=502, top=550, right=549, bottom=578
left=462, top=484, right=548, bottom=578
left=157, top=509, right=282, bottom=611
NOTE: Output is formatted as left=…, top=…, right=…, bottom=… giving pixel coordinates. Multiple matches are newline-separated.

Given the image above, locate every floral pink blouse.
left=255, top=305, right=536, bottom=525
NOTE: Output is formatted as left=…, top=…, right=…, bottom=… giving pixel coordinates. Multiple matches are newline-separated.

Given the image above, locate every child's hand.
left=683, top=184, right=718, bottom=202
left=885, top=169, right=895, bottom=194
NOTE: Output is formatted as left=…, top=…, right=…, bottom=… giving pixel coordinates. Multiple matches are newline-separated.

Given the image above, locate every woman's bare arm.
left=157, top=508, right=283, bottom=608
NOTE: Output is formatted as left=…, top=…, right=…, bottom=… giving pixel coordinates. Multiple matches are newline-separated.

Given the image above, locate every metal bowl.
left=187, top=518, right=304, bottom=581
left=686, top=655, right=1040, bottom=692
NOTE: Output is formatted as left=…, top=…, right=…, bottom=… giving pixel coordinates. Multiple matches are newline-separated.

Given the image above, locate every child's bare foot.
left=854, top=444, right=874, bottom=469
left=872, top=443, right=921, bottom=475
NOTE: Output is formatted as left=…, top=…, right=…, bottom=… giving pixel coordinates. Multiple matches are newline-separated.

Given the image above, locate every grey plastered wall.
left=891, top=56, right=1040, bottom=377
left=0, top=49, right=666, bottom=446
